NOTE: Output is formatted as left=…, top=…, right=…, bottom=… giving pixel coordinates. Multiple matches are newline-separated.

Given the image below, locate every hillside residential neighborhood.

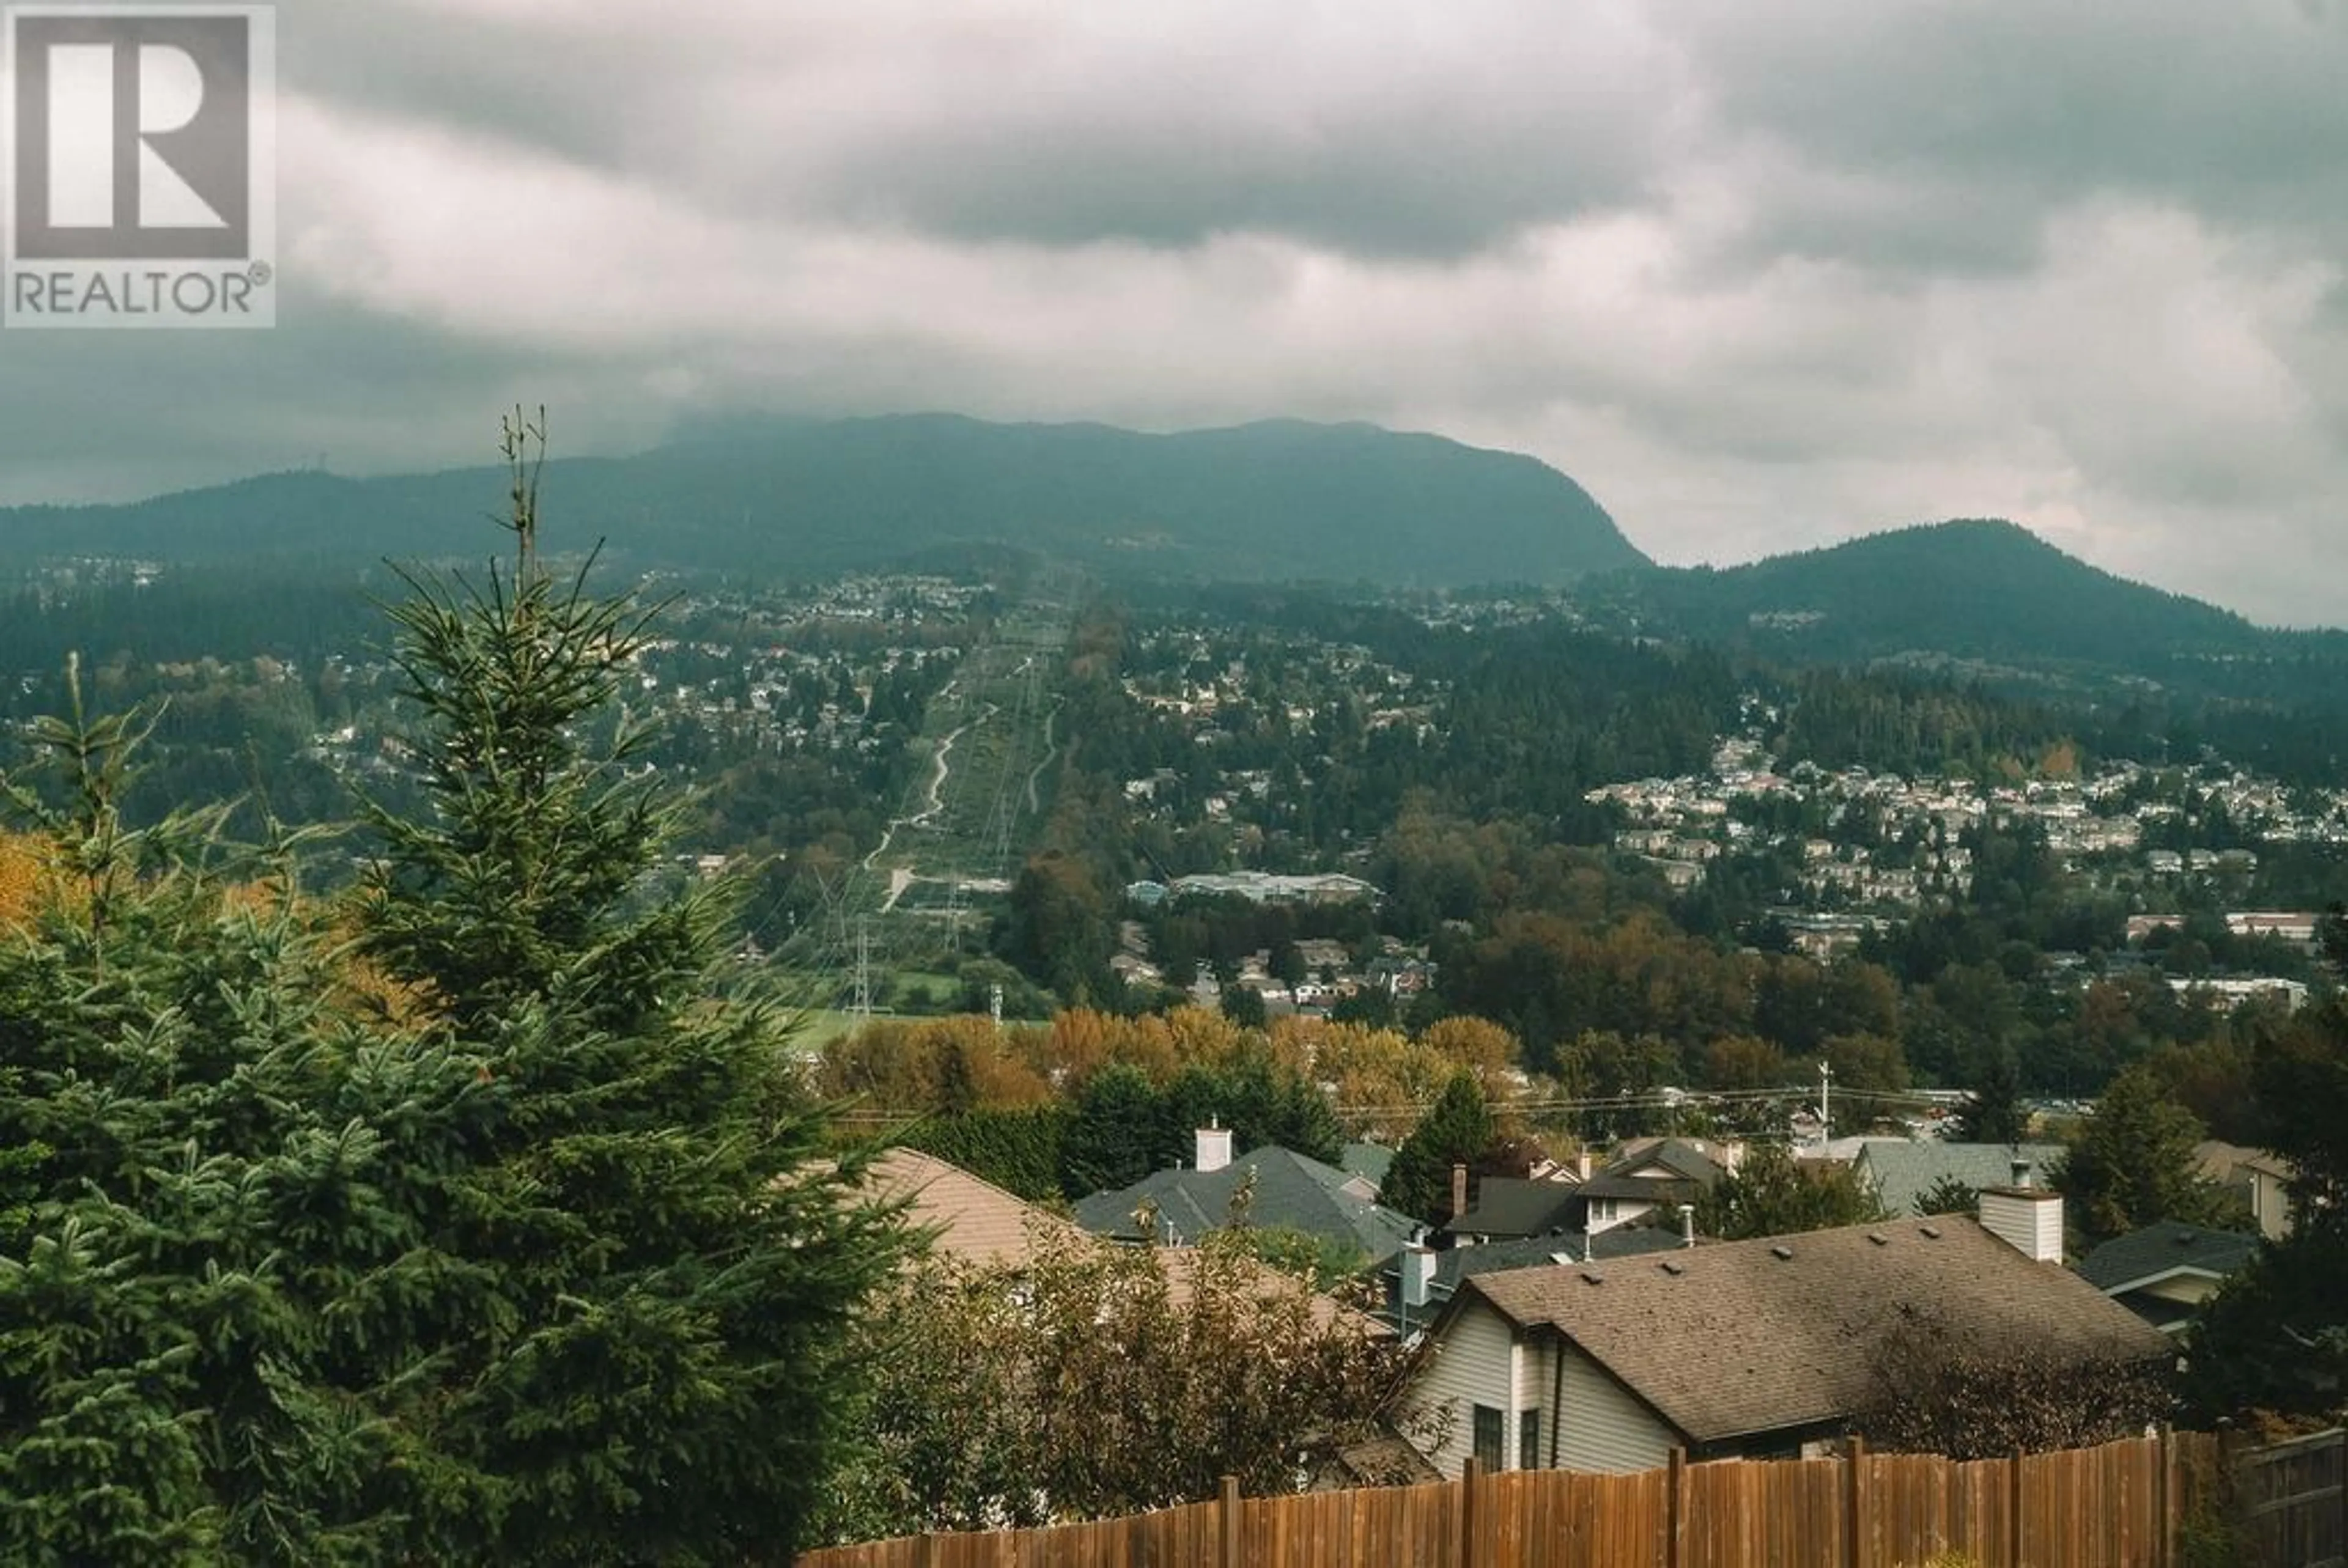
left=877, top=1128, right=2284, bottom=1486
left=9, top=6, right=2348, bottom=1562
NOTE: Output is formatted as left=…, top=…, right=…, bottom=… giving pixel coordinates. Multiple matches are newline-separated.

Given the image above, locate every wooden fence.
left=797, top=1430, right=2227, bottom=1568
left=2235, top=1427, right=2345, bottom=1568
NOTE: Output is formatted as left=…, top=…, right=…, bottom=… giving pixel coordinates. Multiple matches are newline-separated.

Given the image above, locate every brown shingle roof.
left=1464, top=1217, right=2172, bottom=1446
left=868, top=1148, right=1083, bottom=1268
left=2194, top=1140, right=2296, bottom=1184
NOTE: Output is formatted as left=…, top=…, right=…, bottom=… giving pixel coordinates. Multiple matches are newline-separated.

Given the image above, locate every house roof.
left=1318, top=1437, right=1444, bottom=1490
left=1460, top=1216, right=2171, bottom=1446
left=873, top=1149, right=1370, bottom=1333
left=1570, top=1138, right=1729, bottom=1204
left=1443, top=1176, right=1583, bottom=1239
left=1854, top=1141, right=2067, bottom=1218
left=2077, top=1220, right=2261, bottom=1295
left=1430, top=1225, right=1688, bottom=1291
left=1576, top=1168, right=1707, bottom=1202
left=1073, top=1145, right=1419, bottom=1264
left=1611, top=1137, right=1733, bottom=1183
left=868, top=1147, right=1082, bottom=1268
left=1340, top=1142, right=1396, bottom=1190
left=2194, top=1141, right=2296, bottom=1185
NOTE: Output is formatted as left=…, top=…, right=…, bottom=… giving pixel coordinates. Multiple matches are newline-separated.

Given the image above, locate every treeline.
left=816, top=1007, right=1527, bottom=1201
left=0, top=567, right=380, bottom=670
left=1425, top=623, right=1733, bottom=825
left=1771, top=667, right=2083, bottom=779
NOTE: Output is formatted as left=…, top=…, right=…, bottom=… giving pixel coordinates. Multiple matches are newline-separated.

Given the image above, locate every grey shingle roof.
left=2077, top=1220, right=2261, bottom=1293
left=1463, top=1216, right=2171, bottom=1446
left=1340, top=1142, right=1395, bottom=1190
left=1571, top=1137, right=1730, bottom=1203
left=1855, top=1141, right=2066, bottom=1218
left=1440, top=1226, right=1686, bottom=1287
left=1444, top=1176, right=1582, bottom=1239
left=1612, top=1138, right=1733, bottom=1183
left=1074, top=1146, right=1419, bottom=1263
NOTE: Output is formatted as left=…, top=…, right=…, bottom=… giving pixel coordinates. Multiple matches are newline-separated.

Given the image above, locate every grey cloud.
left=0, top=292, right=659, bottom=507
left=7, top=2, right=2348, bottom=628
left=1683, top=2, right=2348, bottom=268
left=296, top=6, right=1683, bottom=258
left=795, top=57, right=1669, bottom=256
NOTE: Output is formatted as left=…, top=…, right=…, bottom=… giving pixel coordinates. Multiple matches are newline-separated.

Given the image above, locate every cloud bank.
left=9, top=1, right=2346, bottom=624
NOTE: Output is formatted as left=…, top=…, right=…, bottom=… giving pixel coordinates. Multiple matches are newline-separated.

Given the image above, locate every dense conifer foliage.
left=2184, top=995, right=2348, bottom=1424
left=0, top=418, right=906, bottom=1564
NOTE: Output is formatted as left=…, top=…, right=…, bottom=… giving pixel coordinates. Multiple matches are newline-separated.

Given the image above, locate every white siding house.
left=1416, top=1296, right=1523, bottom=1475
left=1406, top=1210, right=2173, bottom=1478
left=1544, top=1338, right=1678, bottom=1474
left=1417, top=1298, right=1683, bottom=1479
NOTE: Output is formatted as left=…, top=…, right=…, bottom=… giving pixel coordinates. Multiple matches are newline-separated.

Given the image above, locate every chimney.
left=1979, top=1183, right=2064, bottom=1264
left=1195, top=1121, right=1233, bottom=1174
left=2009, top=1157, right=2032, bottom=1189
left=1399, top=1243, right=1436, bottom=1309
left=1679, top=1202, right=1696, bottom=1249
left=1450, top=1161, right=1470, bottom=1222
left=1576, top=1147, right=1593, bottom=1182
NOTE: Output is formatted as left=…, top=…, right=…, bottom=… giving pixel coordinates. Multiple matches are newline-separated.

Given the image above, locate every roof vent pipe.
left=1679, top=1202, right=1696, bottom=1249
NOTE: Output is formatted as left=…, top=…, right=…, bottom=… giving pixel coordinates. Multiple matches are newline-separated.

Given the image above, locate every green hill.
left=1620, top=519, right=2272, bottom=668
left=0, top=414, right=1648, bottom=586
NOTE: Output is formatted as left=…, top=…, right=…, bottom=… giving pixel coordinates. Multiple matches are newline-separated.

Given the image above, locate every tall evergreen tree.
left=2052, top=1063, right=2237, bottom=1249
left=344, top=412, right=909, bottom=1562
left=0, top=672, right=443, bottom=1562
left=2184, top=995, right=2348, bottom=1421
left=1382, top=1070, right=1499, bottom=1226
left=1948, top=1045, right=2029, bottom=1144
left=1696, top=1140, right=1887, bottom=1240
left=1060, top=1062, right=1168, bottom=1196
left=0, top=416, right=908, bottom=1565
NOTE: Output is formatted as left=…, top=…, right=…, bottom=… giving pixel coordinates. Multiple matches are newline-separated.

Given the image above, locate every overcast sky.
left=10, top=1, right=2348, bottom=625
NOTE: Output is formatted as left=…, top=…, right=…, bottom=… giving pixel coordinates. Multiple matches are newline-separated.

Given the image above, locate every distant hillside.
left=0, top=414, right=1648, bottom=586
left=1620, top=519, right=2273, bottom=668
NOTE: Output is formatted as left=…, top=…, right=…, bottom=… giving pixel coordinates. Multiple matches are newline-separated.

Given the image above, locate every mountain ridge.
left=0, top=414, right=2331, bottom=646
left=0, top=413, right=1648, bottom=587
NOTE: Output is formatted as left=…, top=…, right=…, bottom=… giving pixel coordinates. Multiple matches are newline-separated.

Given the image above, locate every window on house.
left=1471, top=1405, right=1503, bottom=1471
left=1519, top=1408, right=1541, bottom=1470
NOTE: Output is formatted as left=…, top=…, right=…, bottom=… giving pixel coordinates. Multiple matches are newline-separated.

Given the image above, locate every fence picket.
left=795, top=1432, right=2239, bottom=1568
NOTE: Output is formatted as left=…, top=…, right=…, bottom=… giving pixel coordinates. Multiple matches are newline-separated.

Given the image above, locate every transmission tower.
left=851, top=915, right=874, bottom=1021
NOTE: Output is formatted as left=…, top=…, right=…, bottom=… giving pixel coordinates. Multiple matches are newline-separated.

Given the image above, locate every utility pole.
left=1820, top=1059, right=1833, bottom=1148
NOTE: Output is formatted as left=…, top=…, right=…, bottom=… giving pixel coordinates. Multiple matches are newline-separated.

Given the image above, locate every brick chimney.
left=1450, top=1161, right=1469, bottom=1222
left=1978, top=1172, right=2063, bottom=1264
left=1195, top=1121, right=1233, bottom=1174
